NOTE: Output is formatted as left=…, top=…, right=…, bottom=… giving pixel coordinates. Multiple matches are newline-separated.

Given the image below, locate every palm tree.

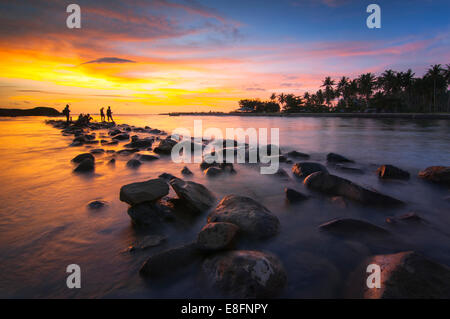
left=321, top=77, right=335, bottom=108
left=378, top=69, right=398, bottom=95
left=270, top=93, right=277, bottom=102
left=337, top=76, right=350, bottom=108
left=425, top=64, right=444, bottom=112
left=398, top=69, right=415, bottom=111
left=357, top=73, right=376, bottom=108
left=277, top=93, right=286, bottom=109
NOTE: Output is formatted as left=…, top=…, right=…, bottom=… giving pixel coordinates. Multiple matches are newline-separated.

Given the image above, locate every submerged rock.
left=112, top=133, right=130, bottom=141
left=377, top=164, right=410, bottom=180
left=140, top=243, right=199, bottom=278
left=292, top=162, right=328, bottom=178
left=169, top=179, right=216, bottom=213
left=202, top=250, right=287, bottom=298
left=207, top=195, right=279, bottom=239
left=347, top=251, right=450, bottom=298
left=196, top=222, right=239, bottom=251
left=418, top=166, right=450, bottom=185
left=285, top=188, right=309, bottom=203
left=136, top=154, right=159, bottom=162
left=304, top=171, right=403, bottom=206
left=287, top=150, right=310, bottom=159
left=108, top=158, right=116, bottom=166
left=87, top=200, right=107, bottom=210
left=319, top=218, right=390, bottom=236
left=128, top=235, right=166, bottom=252
left=159, top=172, right=177, bottom=182
left=90, top=148, right=105, bottom=155
left=327, top=153, right=353, bottom=163
left=205, top=166, right=222, bottom=177
left=153, top=137, right=177, bottom=154
left=71, top=153, right=94, bottom=163
left=119, top=178, right=169, bottom=206
left=124, top=137, right=154, bottom=149
left=126, top=159, right=142, bottom=168
left=127, top=201, right=174, bottom=226
left=386, top=212, right=424, bottom=224
left=181, top=166, right=193, bottom=176
left=275, top=168, right=289, bottom=178
left=74, top=158, right=95, bottom=173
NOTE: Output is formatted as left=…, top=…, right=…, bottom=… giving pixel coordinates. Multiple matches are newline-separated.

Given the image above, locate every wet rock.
left=126, top=159, right=142, bottom=168
left=285, top=188, right=309, bottom=203
left=196, top=222, right=239, bottom=251
left=159, top=173, right=177, bottom=182
left=275, top=168, right=289, bottom=178
left=377, top=164, right=410, bottom=180
left=169, top=179, right=216, bottom=213
left=109, top=129, right=122, bottom=136
left=200, top=160, right=219, bottom=170
left=181, top=166, right=193, bottom=175
left=304, top=171, right=403, bottom=206
left=87, top=200, right=107, bottom=210
left=128, top=235, right=166, bottom=252
left=292, top=162, right=328, bottom=178
left=418, top=166, right=450, bottom=185
left=117, top=148, right=139, bottom=155
left=108, top=158, right=116, bottom=165
left=347, top=251, right=450, bottom=298
left=205, top=167, right=222, bottom=177
left=327, top=153, right=353, bottom=163
left=89, top=148, right=105, bottom=155
left=202, top=250, right=287, bottom=298
left=208, top=195, right=279, bottom=239
left=137, top=154, right=159, bottom=161
left=106, top=140, right=118, bottom=146
left=329, top=196, right=348, bottom=209
left=287, top=150, right=310, bottom=159
left=386, top=212, right=424, bottom=224
left=127, top=201, right=174, bottom=226
left=112, top=133, right=130, bottom=141
left=71, top=153, right=95, bottom=163
left=334, top=164, right=364, bottom=174
left=119, top=178, right=169, bottom=206
left=124, top=137, right=154, bottom=149
left=154, top=137, right=177, bottom=154
left=140, top=243, right=199, bottom=278
left=219, top=162, right=236, bottom=173
left=74, top=158, right=95, bottom=173
left=319, top=218, right=390, bottom=236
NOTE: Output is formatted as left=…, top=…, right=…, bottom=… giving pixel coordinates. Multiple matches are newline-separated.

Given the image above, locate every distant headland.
left=0, top=107, right=61, bottom=117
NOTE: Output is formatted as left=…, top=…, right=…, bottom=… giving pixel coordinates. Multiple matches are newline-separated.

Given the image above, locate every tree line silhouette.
left=237, top=64, right=450, bottom=113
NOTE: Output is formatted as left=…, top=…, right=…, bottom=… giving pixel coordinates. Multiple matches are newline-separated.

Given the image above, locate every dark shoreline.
left=163, top=112, right=450, bottom=120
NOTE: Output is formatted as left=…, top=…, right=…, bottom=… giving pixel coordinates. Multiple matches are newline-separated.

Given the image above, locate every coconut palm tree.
left=425, top=64, right=444, bottom=112
left=336, top=76, right=350, bottom=108
left=277, top=93, right=286, bottom=109
left=270, top=93, right=277, bottom=101
left=321, top=77, right=335, bottom=108
left=357, top=73, right=376, bottom=108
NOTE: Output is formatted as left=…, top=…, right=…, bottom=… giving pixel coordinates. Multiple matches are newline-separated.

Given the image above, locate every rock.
left=181, top=166, right=193, bottom=175
left=304, top=171, right=403, bottom=206
left=119, top=178, right=169, bottom=206
left=140, top=243, right=199, bottom=278
left=205, top=167, right=222, bottom=177
left=347, top=251, right=450, bottom=298
left=159, top=173, right=177, bottom=182
left=154, top=137, right=177, bottom=154
left=285, top=188, right=309, bottom=203
left=73, top=158, right=95, bottom=173
left=377, top=164, right=410, bottom=180
left=287, top=150, right=310, bottom=159
left=137, top=154, right=159, bottom=161
left=128, top=235, right=166, bottom=252
left=202, top=250, right=287, bottom=298
left=327, top=153, right=353, bottom=163
left=196, top=222, right=239, bottom=251
left=71, top=153, right=94, bottom=163
left=112, top=133, right=130, bottom=141
left=386, top=212, right=424, bottom=224
left=334, top=165, right=364, bottom=174
left=275, top=168, right=289, bottom=178
left=329, top=196, right=348, bottom=209
left=127, top=201, right=174, bottom=226
left=124, top=138, right=154, bottom=149
left=126, top=159, right=142, bottom=168
left=319, top=218, right=390, bottom=236
left=200, top=160, right=218, bottom=170
left=207, top=195, right=279, bottom=238
left=89, top=148, right=105, bottom=155
left=219, top=162, right=236, bottom=173
left=87, top=200, right=107, bottom=210
left=169, top=179, right=216, bottom=213
left=117, top=148, right=139, bottom=155
left=108, top=158, right=116, bottom=165
left=109, top=129, right=122, bottom=136
left=292, top=162, right=328, bottom=178
left=418, top=166, right=450, bottom=185
left=258, top=144, right=281, bottom=156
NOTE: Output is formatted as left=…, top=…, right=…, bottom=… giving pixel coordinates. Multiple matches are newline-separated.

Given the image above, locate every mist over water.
left=0, top=115, right=449, bottom=298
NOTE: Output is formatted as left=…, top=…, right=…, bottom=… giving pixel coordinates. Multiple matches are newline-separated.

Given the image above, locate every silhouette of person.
left=63, top=104, right=70, bottom=122
left=100, top=107, right=105, bottom=122
left=106, top=106, right=114, bottom=122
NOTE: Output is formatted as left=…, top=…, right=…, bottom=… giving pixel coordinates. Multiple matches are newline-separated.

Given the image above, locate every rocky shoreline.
left=46, top=119, right=450, bottom=298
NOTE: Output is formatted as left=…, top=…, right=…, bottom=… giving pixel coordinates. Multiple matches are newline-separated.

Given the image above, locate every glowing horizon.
left=0, top=0, right=449, bottom=114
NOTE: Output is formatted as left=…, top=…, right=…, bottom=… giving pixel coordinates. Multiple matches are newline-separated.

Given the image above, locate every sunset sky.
left=0, top=0, right=449, bottom=113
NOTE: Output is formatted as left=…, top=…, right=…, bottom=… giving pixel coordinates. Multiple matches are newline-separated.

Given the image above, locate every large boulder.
left=304, top=171, right=403, bottom=206
left=292, top=162, right=328, bottom=178
left=154, top=137, right=177, bottom=154
left=127, top=201, right=174, bottom=226
left=207, top=195, right=279, bottom=238
left=202, top=250, right=287, bottom=298
left=347, top=251, right=450, bottom=298
left=140, top=243, right=199, bottom=278
left=71, top=153, right=94, bottom=163
left=196, top=222, right=239, bottom=251
left=418, top=166, right=450, bottom=185
left=377, top=164, right=410, bottom=180
left=327, top=153, right=353, bottom=163
left=169, top=179, right=216, bottom=213
left=73, top=158, right=95, bottom=173
left=119, top=178, right=169, bottom=205
left=285, top=188, right=309, bottom=203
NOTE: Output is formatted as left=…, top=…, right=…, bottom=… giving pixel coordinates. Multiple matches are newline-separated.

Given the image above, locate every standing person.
left=106, top=106, right=114, bottom=122
left=100, top=107, right=105, bottom=122
left=63, top=104, right=70, bottom=122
